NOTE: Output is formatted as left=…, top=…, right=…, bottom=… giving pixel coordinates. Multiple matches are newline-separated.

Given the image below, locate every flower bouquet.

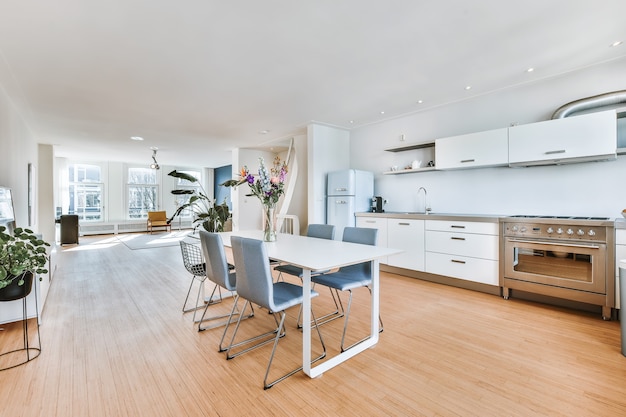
left=222, top=156, right=288, bottom=241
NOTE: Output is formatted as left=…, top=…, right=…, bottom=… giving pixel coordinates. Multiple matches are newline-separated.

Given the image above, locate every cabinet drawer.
left=425, top=252, right=499, bottom=286
left=356, top=217, right=388, bottom=248
left=425, top=220, right=498, bottom=235
left=425, top=230, right=499, bottom=260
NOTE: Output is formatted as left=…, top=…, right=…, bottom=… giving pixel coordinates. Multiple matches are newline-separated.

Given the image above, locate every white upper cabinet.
left=508, top=110, right=617, bottom=167
left=435, top=128, right=509, bottom=170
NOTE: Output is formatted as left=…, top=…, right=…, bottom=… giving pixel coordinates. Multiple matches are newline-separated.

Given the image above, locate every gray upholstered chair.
left=197, top=231, right=251, bottom=345
left=273, top=224, right=336, bottom=280
left=273, top=224, right=341, bottom=327
left=311, top=226, right=383, bottom=352
left=225, top=236, right=326, bottom=389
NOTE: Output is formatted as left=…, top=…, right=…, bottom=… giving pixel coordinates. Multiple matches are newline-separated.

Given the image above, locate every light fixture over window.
left=150, top=148, right=160, bottom=170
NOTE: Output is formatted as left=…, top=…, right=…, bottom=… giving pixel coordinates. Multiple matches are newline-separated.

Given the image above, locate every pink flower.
left=270, top=176, right=280, bottom=184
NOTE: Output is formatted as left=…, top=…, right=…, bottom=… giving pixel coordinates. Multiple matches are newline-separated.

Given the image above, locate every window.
left=174, top=170, right=202, bottom=218
left=68, top=164, right=103, bottom=221
left=128, top=168, right=158, bottom=219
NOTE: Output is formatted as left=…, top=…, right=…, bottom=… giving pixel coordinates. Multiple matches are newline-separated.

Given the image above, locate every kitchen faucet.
left=417, top=187, right=431, bottom=214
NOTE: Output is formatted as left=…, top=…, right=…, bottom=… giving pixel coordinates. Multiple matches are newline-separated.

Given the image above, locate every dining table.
left=219, top=230, right=402, bottom=378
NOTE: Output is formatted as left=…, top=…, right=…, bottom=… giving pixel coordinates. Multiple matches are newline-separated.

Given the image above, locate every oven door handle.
left=507, top=238, right=602, bottom=250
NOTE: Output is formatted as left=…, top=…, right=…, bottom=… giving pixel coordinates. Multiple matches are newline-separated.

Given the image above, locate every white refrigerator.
left=326, top=169, right=374, bottom=240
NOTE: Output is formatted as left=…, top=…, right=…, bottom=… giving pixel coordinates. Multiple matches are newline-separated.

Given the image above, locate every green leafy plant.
left=167, top=170, right=231, bottom=233
left=0, top=226, right=50, bottom=289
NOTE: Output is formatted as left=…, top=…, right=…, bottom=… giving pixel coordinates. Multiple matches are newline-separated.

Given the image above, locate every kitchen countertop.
left=359, top=212, right=621, bottom=227
left=356, top=212, right=504, bottom=223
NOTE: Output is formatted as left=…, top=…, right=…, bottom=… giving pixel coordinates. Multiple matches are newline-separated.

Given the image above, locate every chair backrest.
left=230, top=236, right=274, bottom=311
left=179, top=241, right=205, bottom=276
left=148, top=211, right=167, bottom=221
left=277, top=214, right=300, bottom=235
left=339, top=227, right=378, bottom=275
left=198, top=231, right=236, bottom=291
left=306, top=224, right=335, bottom=240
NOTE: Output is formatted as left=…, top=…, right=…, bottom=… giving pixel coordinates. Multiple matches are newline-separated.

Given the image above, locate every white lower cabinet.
left=615, top=230, right=626, bottom=309
left=425, top=220, right=499, bottom=286
left=356, top=217, right=389, bottom=264
left=386, top=218, right=425, bottom=271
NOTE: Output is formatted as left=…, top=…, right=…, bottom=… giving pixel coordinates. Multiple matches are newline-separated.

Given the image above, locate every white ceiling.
left=1, top=0, right=625, bottom=168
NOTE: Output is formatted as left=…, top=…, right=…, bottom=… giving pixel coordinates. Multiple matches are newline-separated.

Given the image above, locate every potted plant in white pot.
left=0, top=225, right=50, bottom=301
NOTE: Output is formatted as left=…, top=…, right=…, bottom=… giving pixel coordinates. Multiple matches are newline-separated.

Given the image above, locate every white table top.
left=220, top=230, right=401, bottom=270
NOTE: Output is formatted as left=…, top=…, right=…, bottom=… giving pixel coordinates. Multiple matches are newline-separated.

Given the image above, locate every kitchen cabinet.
left=435, top=128, right=508, bottom=170
left=508, top=109, right=617, bottom=167
left=356, top=216, right=389, bottom=264
left=424, top=220, right=499, bottom=286
left=386, top=218, right=425, bottom=271
left=615, top=229, right=626, bottom=309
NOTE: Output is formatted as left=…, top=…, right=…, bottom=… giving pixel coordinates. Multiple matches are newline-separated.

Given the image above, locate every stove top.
left=509, top=215, right=610, bottom=220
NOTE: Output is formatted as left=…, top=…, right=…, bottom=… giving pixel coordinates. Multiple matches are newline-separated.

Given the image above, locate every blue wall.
left=214, top=165, right=232, bottom=209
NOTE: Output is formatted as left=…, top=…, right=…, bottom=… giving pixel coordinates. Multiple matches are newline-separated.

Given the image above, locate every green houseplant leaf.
left=167, top=171, right=231, bottom=233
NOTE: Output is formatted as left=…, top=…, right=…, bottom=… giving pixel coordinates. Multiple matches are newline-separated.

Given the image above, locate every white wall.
left=307, top=123, right=351, bottom=224
left=350, top=57, right=626, bottom=218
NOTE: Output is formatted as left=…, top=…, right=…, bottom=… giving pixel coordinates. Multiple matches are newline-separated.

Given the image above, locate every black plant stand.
left=0, top=277, right=41, bottom=371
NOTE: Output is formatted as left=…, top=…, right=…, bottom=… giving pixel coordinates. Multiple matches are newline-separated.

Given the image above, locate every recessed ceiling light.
left=465, top=86, right=472, bottom=90
left=526, top=67, right=535, bottom=73
left=149, top=146, right=158, bottom=150
left=380, top=111, right=385, bottom=115
left=610, top=41, right=623, bottom=47
left=258, top=130, right=269, bottom=135
left=417, top=100, right=423, bottom=104
left=130, top=136, right=144, bottom=141
left=349, top=120, right=354, bottom=124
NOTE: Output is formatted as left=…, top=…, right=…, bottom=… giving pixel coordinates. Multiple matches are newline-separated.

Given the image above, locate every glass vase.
left=263, top=204, right=277, bottom=242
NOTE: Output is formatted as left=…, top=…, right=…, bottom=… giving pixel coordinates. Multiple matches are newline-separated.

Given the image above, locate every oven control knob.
left=556, top=228, right=563, bottom=234
left=511, top=225, right=518, bottom=232
left=566, top=228, right=574, bottom=235
left=577, top=229, right=585, bottom=236
left=546, top=227, right=554, bottom=234
left=588, top=229, right=596, bottom=237
left=520, top=226, right=527, bottom=233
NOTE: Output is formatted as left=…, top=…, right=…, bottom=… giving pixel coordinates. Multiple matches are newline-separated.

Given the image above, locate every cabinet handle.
left=365, top=220, right=376, bottom=223
left=450, top=225, right=465, bottom=229
left=335, top=200, right=347, bottom=204
left=451, top=259, right=466, bottom=264
left=335, top=187, right=348, bottom=191
left=545, top=149, right=566, bottom=155
left=398, top=222, right=410, bottom=226
left=451, top=237, right=466, bottom=241
left=460, top=159, right=475, bottom=163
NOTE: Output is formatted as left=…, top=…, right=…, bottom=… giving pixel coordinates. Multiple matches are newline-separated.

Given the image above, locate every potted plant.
left=167, top=170, right=231, bottom=233
left=0, top=225, right=50, bottom=301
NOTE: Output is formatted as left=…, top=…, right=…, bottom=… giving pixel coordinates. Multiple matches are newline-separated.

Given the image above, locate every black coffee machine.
left=371, top=196, right=386, bottom=213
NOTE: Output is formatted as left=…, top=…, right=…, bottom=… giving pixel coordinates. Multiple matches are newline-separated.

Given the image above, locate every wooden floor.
left=1, top=234, right=626, bottom=416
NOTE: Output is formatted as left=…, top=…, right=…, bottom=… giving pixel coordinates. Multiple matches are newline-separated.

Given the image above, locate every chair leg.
left=296, top=286, right=344, bottom=329
left=263, top=306, right=326, bottom=390
left=198, top=288, right=253, bottom=332
left=340, top=287, right=384, bottom=352
left=223, top=300, right=283, bottom=359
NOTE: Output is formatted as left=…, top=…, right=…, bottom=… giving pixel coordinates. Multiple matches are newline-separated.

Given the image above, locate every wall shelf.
left=384, top=141, right=435, bottom=152
left=383, top=167, right=436, bottom=175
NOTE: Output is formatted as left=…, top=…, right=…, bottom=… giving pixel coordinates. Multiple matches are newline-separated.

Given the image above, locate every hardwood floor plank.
left=1, top=234, right=626, bottom=416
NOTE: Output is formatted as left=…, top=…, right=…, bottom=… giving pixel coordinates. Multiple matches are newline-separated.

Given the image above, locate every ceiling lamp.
left=150, top=148, right=160, bottom=170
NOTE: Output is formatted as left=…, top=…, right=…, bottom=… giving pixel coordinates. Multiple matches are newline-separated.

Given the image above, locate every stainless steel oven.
left=500, top=216, right=614, bottom=319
